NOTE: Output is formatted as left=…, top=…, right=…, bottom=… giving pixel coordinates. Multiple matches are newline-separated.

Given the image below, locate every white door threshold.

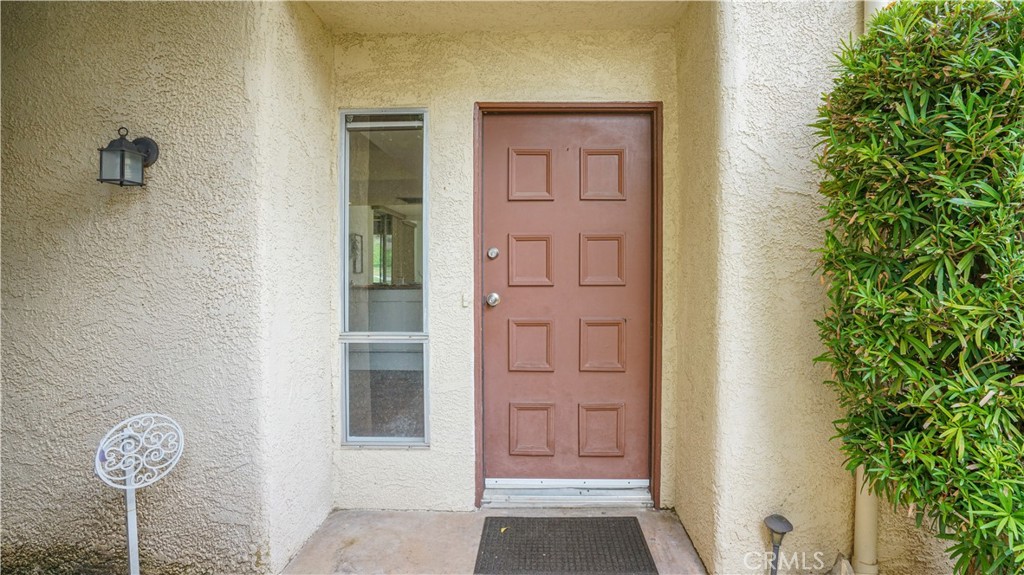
left=482, top=478, right=654, bottom=508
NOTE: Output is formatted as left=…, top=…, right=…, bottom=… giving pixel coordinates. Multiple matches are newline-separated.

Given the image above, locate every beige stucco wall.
left=1, top=2, right=333, bottom=572
left=673, top=2, right=863, bottom=573
left=717, top=2, right=859, bottom=571
left=252, top=2, right=337, bottom=572
left=331, top=28, right=683, bottom=511
left=673, top=1, right=723, bottom=564
left=879, top=508, right=954, bottom=575
left=1, top=3, right=266, bottom=571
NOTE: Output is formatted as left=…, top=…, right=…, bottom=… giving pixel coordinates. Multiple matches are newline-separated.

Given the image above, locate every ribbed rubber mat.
left=474, top=516, right=658, bottom=574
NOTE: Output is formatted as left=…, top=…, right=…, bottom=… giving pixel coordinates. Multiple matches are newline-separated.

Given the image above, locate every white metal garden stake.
left=95, top=414, right=184, bottom=575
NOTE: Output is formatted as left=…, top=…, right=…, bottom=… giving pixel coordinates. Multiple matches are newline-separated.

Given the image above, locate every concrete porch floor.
left=283, top=508, right=707, bottom=574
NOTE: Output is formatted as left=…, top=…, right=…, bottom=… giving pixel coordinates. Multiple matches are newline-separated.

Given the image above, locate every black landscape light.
left=764, top=514, right=793, bottom=575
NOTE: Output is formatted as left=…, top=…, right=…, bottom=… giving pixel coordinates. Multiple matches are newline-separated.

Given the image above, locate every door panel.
left=482, top=113, right=652, bottom=480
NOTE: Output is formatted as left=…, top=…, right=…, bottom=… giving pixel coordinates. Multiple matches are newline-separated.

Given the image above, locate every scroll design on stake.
left=95, top=413, right=184, bottom=490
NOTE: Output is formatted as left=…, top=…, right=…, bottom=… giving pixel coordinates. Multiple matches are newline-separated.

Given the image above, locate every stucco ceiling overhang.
left=307, top=1, right=689, bottom=35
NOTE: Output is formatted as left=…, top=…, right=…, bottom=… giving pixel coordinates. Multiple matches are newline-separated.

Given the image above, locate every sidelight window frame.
left=339, top=108, right=430, bottom=446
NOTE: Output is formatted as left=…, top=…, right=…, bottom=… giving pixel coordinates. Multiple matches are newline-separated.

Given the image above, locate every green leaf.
left=948, top=198, right=997, bottom=208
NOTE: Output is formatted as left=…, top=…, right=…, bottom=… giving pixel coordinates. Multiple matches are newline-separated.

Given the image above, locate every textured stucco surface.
left=252, top=2, right=337, bottom=572
left=309, top=1, right=686, bottom=34
left=676, top=2, right=862, bottom=573
left=878, top=507, right=954, bottom=575
left=673, top=2, right=722, bottom=564
left=1, top=3, right=268, bottom=572
left=1, top=2, right=333, bottom=572
left=332, top=29, right=683, bottom=512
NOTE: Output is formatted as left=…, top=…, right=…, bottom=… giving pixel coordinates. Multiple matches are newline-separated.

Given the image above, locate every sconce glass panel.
left=123, top=151, right=143, bottom=184
left=100, top=149, right=123, bottom=181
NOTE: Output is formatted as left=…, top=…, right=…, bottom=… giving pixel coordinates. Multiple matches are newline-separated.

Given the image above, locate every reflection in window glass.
left=346, top=342, right=425, bottom=439
left=347, top=123, right=424, bottom=333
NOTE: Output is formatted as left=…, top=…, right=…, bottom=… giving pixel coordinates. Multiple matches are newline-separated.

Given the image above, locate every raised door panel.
left=509, top=234, right=554, bottom=286
left=508, top=319, right=555, bottom=372
left=508, top=149, right=553, bottom=201
left=580, top=233, right=626, bottom=286
left=510, top=403, right=556, bottom=456
left=580, top=318, right=627, bottom=372
left=580, top=149, right=626, bottom=200
left=579, top=403, right=626, bottom=457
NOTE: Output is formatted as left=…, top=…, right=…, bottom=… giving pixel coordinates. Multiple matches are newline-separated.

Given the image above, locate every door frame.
left=473, top=102, right=664, bottom=507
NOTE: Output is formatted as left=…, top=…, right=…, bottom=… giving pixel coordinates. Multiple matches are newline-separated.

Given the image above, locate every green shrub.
left=814, top=2, right=1024, bottom=573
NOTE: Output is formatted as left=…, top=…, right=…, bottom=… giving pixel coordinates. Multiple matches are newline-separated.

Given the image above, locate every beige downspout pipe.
left=851, top=5, right=887, bottom=574
left=853, top=466, right=879, bottom=575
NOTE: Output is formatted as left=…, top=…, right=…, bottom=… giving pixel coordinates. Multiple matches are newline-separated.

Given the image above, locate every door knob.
left=485, top=292, right=501, bottom=307
left=487, top=247, right=500, bottom=260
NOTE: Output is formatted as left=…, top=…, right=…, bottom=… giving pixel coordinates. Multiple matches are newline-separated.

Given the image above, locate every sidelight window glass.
left=346, top=117, right=424, bottom=332
left=345, top=342, right=425, bottom=440
left=341, top=110, right=428, bottom=444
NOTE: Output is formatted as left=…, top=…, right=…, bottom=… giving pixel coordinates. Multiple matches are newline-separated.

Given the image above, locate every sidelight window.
left=340, top=110, right=428, bottom=444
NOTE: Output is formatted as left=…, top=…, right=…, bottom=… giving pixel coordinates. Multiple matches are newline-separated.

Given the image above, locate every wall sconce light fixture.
left=98, top=127, right=159, bottom=187
left=764, top=514, right=793, bottom=575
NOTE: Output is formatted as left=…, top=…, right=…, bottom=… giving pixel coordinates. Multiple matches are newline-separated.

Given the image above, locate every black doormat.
left=474, top=516, right=658, bottom=575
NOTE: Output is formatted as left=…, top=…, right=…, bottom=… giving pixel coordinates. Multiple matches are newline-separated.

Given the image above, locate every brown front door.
left=482, top=112, right=652, bottom=480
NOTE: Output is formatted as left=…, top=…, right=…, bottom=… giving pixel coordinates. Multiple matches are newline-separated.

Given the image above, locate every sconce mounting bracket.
left=132, top=137, right=160, bottom=167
